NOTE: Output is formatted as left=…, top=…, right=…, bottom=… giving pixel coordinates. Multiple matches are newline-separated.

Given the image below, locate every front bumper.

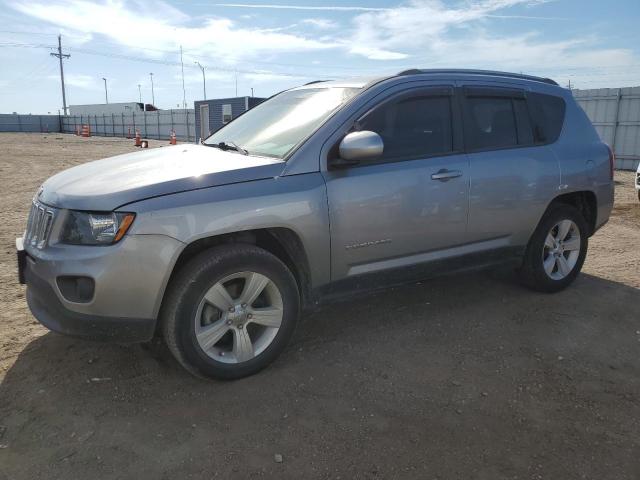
left=19, top=233, right=184, bottom=343
left=25, top=259, right=156, bottom=342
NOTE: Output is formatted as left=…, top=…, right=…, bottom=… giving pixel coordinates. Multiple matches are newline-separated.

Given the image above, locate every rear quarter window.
left=529, top=93, right=566, bottom=144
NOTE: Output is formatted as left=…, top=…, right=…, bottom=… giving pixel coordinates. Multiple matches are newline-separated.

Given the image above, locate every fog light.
left=57, top=276, right=95, bottom=303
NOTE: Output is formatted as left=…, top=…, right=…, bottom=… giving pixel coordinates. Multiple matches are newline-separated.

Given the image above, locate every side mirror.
left=330, top=131, right=384, bottom=168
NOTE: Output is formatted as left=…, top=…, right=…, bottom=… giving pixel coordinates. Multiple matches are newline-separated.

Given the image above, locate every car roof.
left=296, top=69, right=558, bottom=91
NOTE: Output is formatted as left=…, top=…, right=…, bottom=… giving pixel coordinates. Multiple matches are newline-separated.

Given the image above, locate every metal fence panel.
left=60, top=109, right=196, bottom=142
left=574, top=87, right=640, bottom=171
left=0, top=114, right=61, bottom=133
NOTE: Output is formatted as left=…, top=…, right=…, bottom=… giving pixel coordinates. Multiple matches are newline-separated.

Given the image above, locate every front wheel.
left=161, top=244, right=300, bottom=380
left=519, top=204, right=589, bottom=293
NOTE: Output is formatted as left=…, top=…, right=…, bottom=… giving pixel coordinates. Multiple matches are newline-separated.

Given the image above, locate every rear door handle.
left=431, top=169, right=462, bottom=181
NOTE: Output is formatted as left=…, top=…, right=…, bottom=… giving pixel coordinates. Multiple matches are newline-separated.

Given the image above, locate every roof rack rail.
left=304, top=80, right=331, bottom=86
left=396, top=69, right=558, bottom=86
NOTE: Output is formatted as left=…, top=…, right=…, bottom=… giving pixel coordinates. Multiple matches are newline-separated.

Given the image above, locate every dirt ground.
left=0, top=132, right=639, bottom=479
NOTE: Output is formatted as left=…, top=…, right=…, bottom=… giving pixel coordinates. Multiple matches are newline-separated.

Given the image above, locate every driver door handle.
left=431, top=169, right=463, bottom=181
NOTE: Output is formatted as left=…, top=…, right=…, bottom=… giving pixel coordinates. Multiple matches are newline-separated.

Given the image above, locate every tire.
left=519, top=204, right=589, bottom=293
left=161, top=244, right=300, bottom=380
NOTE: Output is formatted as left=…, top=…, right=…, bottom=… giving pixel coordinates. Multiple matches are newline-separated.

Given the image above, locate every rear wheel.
left=161, top=244, right=300, bottom=380
left=519, top=204, right=588, bottom=293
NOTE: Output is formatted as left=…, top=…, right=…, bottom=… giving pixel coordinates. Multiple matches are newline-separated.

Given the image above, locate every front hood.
left=39, top=144, right=285, bottom=211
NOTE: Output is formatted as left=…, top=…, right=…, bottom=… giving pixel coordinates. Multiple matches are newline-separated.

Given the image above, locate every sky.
left=0, top=0, right=638, bottom=114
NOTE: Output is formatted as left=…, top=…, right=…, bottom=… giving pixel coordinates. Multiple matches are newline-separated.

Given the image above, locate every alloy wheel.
left=194, top=271, right=283, bottom=364
left=542, top=219, right=581, bottom=280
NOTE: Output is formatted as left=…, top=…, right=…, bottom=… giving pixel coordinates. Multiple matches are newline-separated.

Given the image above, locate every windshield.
left=204, top=87, right=361, bottom=159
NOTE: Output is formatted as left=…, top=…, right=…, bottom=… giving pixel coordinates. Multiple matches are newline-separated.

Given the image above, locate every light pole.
left=149, top=73, right=155, bottom=106
left=138, top=84, right=142, bottom=103
left=102, top=77, right=108, bottom=104
left=195, top=61, right=206, bottom=100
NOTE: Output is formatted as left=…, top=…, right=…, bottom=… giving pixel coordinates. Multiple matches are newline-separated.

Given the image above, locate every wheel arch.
left=544, top=190, right=598, bottom=236
left=159, top=228, right=313, bottom=325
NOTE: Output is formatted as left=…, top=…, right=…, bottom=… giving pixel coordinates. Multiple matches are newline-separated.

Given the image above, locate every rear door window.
left=462, top=88, right=537, bottom=151
left=464, top=96, right=517, bottom=150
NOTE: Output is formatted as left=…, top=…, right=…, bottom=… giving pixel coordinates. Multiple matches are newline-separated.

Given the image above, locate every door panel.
left=325, top=155, right=469, bottom=279
left=467, top=146, right=559, bottom=245
left=461, top=83, right=560, bottom=246
left=199, top=104, right=209, bottom=141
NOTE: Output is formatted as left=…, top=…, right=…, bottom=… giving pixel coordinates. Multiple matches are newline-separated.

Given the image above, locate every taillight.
left=605, top=144, right=615, bottom=180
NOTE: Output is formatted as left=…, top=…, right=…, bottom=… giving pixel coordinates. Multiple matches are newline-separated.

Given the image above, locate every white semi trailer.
left=69, top=102, right=153, bottom=116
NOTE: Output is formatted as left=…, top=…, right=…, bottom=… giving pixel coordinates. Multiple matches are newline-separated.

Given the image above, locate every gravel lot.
left=1, top=133, right=639, bottom=479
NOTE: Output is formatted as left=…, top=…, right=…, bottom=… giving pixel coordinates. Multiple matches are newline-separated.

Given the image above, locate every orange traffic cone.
left=126, top=127, right=132, bottom=139
left=169, top=130, right=177, bottom=145
left=134, top=129, right=142, bottom=147
left=75, top=125, right=81, bottom=136
left=81, top=125, right=90, bottom=137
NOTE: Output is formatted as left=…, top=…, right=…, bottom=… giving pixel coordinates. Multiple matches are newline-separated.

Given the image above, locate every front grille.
left=25, top=201, right=56, bottom=249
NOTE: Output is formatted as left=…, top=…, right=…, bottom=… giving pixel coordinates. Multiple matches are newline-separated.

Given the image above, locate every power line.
left=0, top=40, right=638, bottom=100
left=0, top=30, right=58, bottom=37
left=0, top=41, right=353, bottom=78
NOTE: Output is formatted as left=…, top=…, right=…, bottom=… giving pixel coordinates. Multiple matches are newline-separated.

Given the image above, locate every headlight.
left=60, top=211, right=135, bottom=245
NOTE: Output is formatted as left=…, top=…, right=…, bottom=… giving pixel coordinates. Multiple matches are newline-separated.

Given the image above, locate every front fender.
left=123, top=174, right=331, bottom=289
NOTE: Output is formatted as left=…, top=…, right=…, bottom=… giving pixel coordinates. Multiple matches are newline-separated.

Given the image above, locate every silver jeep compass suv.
left=17, top=69, right=614, bottom=379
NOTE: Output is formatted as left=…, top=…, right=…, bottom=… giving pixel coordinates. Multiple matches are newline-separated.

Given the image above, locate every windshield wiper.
left=204, top=140, right=248, bottom=155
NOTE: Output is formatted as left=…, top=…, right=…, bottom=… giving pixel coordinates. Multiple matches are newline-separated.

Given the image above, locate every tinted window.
left=530, top=93, right=566, bottom=144
left=513, top=98, right=534, bottom=145
left=358, top=95, right=453, bottom=160
left=464, top=97, right=518, bottom=150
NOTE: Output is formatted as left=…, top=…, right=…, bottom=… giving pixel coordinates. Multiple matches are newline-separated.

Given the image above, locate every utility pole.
left=149, top=73, right=155, bottom=106
left=235, top=70, right=238, bottom=97
left=251, top=87, right=254, bottom=97
left=180, top=45, right=187, bottom=109
left=102, top=77, right=108, bottom=104
left=50, top=35, right=70, bottom=115
left=195, top=61, right=206, bottom=100
left=138, top=84, right=142, bottom=103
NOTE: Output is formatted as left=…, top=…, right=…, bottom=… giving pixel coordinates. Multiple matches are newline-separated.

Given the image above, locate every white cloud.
left=174, top=70, right=233, bottom=85
left=47, top=73, right=101, bottom=89
left=301, top=18, right=338, bottom=30
left=242, top=71, right=305, bottom=83
left=9, top=0, right=337, bottom=64
left=212, top=3, right=390, bottom=12
left=349, top=45, right=409, bottom=61
left=341, top=0, right=636, bottom=76
left=8, top=0, right=639, bottom=88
